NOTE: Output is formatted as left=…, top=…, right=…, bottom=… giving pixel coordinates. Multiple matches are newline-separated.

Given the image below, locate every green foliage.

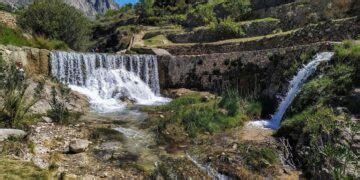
left=335, top=40, right=360, bottom=86
left=0, top=2, right=12, bottom=12
left=277, top=105, right=357, bottom=178
left=223, top=0, right=251, bottom=20
left=290, top=42, right=359, bottom=115
left=219, top=89, right=240, bottom=116
left=104, top=4, right=133, bottom=17
left=245, top=147, right=279, bottom=170
left=0, top=23, right=69, bottom=50
left=146, top=14, right=186, bottom=26
left=31, top=36, right=69, bottom=50
left=187, top=3, right=216, bottom=26
left=210, top=17, right=245, bottom=39
left=335, top=40, right=360, bottom=60
left=47, top=85, right=70, bottom=124
left=18, top=0, right=90, bottom=50
left=0, top=23, right=30, bottom=47
left=245, top=101, right=262, bottom=119
left=0, top=61, right=44, bottom=128
left=148, top=93, right=251, bottom=137
left=278, top=41, right=360, bottom=178
left=139, top=0, right=155, bottom=17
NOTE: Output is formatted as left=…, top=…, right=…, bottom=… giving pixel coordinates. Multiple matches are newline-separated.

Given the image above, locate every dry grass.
left=0, top=156, right=50, bottom=179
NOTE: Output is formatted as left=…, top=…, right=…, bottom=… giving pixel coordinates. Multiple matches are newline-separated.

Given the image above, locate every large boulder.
left=0, top=129, right=26, bottom=141
left=69, top=139, right=91, bottom=153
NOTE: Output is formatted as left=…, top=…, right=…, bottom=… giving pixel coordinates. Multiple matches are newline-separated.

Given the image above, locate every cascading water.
left=50, top=51, right=169, bottom=112
left=250, top=52, right=334, bottom=129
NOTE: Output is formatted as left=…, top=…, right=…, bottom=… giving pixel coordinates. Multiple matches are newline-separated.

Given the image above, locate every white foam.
left=251, top=52, right=334, bottom=129
left=51, top=52, right=170, bottom=113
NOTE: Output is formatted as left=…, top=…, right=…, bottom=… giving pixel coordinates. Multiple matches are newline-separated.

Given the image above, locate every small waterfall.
left=50, top=51, right=169, bottom=112
left=250, top=52, right=334, bottom=129
left=186, top=153, right=230, bottom=180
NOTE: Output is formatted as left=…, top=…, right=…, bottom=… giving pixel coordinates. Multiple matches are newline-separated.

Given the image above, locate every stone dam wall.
left=1, top=42, right=335, bottom=113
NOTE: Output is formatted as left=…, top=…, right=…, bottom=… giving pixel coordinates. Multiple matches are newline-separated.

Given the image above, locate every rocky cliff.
left=0, top=0, right=119, bottom=18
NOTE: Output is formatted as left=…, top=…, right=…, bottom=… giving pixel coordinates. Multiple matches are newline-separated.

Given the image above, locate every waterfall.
left=250, top=52, right=334, bottom=129
left=50, top=51, right=169, bottom=112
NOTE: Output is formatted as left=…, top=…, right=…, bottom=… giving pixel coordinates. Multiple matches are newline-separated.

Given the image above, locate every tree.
left=225, top=0, right=251, bottom=20
left=18, top=0, right=90, bottom=50
left=139, top=0, right=155, bottom=17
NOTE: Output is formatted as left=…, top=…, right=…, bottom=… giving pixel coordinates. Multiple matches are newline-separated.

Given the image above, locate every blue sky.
left=115, top=0, right=138, bottom=6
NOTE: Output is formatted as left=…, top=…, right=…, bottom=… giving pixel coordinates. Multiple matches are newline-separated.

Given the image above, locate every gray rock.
left=42, top=116, right=52, bottom=123
left=0, top=129, right=26, bottom=141
left=69, top=139, right=91, bottom=153
left=0, top=0, right=119, bottom=19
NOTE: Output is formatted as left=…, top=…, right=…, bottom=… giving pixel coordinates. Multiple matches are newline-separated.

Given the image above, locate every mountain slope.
left=0, top=0, right=119, bottom=18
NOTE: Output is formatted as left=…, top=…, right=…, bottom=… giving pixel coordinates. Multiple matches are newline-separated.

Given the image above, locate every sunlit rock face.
left=0, top=0, right=119, bottom=18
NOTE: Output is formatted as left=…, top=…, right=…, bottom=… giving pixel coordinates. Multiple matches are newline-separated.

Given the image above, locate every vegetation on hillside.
left=276, top=41, right=360, bottom=179
left=0, top=2, right=12, bottom=12
left=0, top=56, right=45, bottom=128
left=144, top=90, right=261, bottom=138
left=18, top=0, right=90, bottom=50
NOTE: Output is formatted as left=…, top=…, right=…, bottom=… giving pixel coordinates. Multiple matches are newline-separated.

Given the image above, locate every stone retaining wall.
left=0, top=45, right=50, bottom=76
left=161, top=17, right=359, bottom=55
left=157, top=42, right=334, bottom=109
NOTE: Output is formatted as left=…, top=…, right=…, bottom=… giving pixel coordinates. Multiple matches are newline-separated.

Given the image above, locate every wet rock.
left=69, top=139, right=91, bottom=153
left=0, top=129, right=26, bottom=141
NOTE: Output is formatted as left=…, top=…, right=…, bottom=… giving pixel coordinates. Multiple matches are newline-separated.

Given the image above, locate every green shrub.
left=146, top=14, right=186, bottom=26
left=245, top=101, right=262, bottom=119
left=277, top=105, right=357, bottom=178
left=138, top=0, right=155, bottom=17
left=219, top=89, right=240, bottom=116
left=210, top=17, right=245, bottom=38
left=224, top=0, right=251, bottom=20
left=335, top=40, right=360, bottom=60
left=150, top=92, right=249, bottom=138
left=246, top=147, right=278, bottom=170
left=104, top=4, right=133, bottom=17
left=18, top=0, right=90, bottom=50
left=187, top=3, right=216, bottom=26
left=0, top=2, right=12, bottom=12
left=0, top=23, right=30, bottom=47
left=31, top=36, right=69, bottom=50
left=47, top=85, right=70, bottom=124
left=0, top=62, right=44, bottom=128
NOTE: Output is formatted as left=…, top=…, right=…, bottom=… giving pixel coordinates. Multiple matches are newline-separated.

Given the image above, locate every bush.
left=245, top=147, right=279, bottom=170
left=0, top=2, right=12, bottom=12
left=18, top=0, right=90, bottom=50
left=148, top=92, right=249, bottom=138
left=186, top=3, right=216, bottom=27
left=0, top=23, right=30, bottom=47
left=210, top=17, right=245, bottom=39
left=47, top=85, right=70, bottom=124
left=276, top=106, right=357, bottom=178
left=138, top=0, right=155, bottom=17
left=0, top=61, right=44, bottom=128
left=31, top=36, right=69, bottom=50
left=224, top=0, right=251, bottom=20
left=219, top=88, right=240, bottom=116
